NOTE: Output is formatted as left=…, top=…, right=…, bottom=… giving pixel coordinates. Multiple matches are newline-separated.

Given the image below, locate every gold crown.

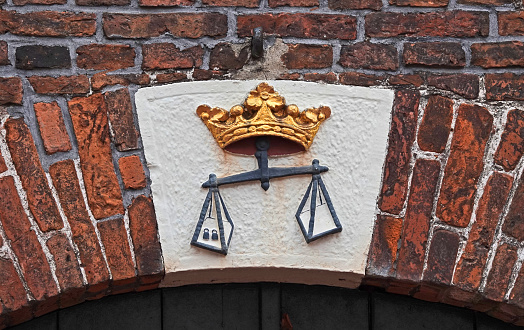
left=196, top=82, right=331, bottom=150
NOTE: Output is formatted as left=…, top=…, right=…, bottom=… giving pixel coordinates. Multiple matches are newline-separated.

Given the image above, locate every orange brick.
left=119, top=156, right=146, bottom=190
left=34, top=101, right=72, bottom=154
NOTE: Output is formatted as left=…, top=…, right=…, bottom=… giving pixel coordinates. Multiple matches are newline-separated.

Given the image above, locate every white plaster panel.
left=135, top=81, right=393, bottom=288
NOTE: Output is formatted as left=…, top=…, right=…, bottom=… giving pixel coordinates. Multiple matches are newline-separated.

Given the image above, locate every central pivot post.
left=255, top=137, right=270, bottom=191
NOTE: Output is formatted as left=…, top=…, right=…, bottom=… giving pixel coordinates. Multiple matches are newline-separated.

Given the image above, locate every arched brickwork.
left=1, top=0, right=524, bottom=327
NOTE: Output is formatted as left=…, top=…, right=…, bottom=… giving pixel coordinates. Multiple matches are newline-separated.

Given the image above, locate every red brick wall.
left=1, top=0, right=524, bottom=327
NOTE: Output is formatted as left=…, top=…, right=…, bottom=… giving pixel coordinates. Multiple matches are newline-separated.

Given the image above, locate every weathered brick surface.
left=0, top=257, right=28, bottom=312
left=237, top=14, right=357, bottom=40
left=77, top=44, right=135, bottom=70
left=339, top=72, right=384, bottom=86
left=128, top=195, right=163, bottom=281
left=503, top=175, right=524, bottom=241
left=46, top=234, right=84, bottom=294
left=0, top=77, right=23, bottom=105
left=472, top=42, right=524, bottom=68
left=4, top=11, right=96, bottom=37
left=15, top=45, right=70, bottom=70
left=91, top=73, right=150, bottom=91
left=210, top=43, right=249, bottom=71
left=11, top=230, right=58, bottom=301
left=510, top=267, right=524, bottom=308
left=328, top=0, right=381, bottom=9
left=494, top=110, right=524, bottom=171
left=103, top=13, right=227, bottom=39
left=282, top=44, right=333, bottom=69
left=454, top=173, right=512, bottom=292
left=77, top=0, right=129, bottom=5
left=5, top=118, right=63, bottom=232
left=0, top=150, right=7, bottom=173
left=427, top=74, right=480, bottom=99
left=155, top=72, right=187, bottom=84
left=437, top=104, right=493, bottom=228
left=499, top=11, right=524, bottom=36
left=0, top=41, right=8, bottom=66
left=303, top=72, right=337, bottom=83
left=388, top=74, right=424, bottom=87
left=68, top=94, right=124, bottom=219
left=339, top=42, right=398, bottom=71
left=14, top=0, right=66, bottom=5
left=203, top=0, right=259, bottom=6
left=97, top=218, right=136, bottom=285
left=119, top=155, right=146, bottom=190
left=366, top=11, right=489, bottom=38
left=49, top=160, right=110, bottom=290
left=104, top=88, right=139, bottom=152
left=485, top=73, right=524, bottom=101
left=390, top=0, right=448, bottom=6
left=367, top=215, right=402, bottom=277
left=139, top=0, right=193, bottom=5
left=396, top=159, right=441, bottom=281
left=269, top=0, right=317, bottom=6
left=0, top=176, right=31, bottom=241
left=378, top=90, right=420, bottom=214
left=192, top=69, right=225, bottom=81
left=418, top=95, right=453, bottom=153
left=423, top=230, right=460, bottom=285
left=142, top=44, right=203, bottom=70
left=484, top=243, right=518, bottom=301
left=28, top=75, right=90, bottom=95
left=34, top=101, right=72, bottom=155
left=403, top=42, right=465, bottom=67
left=460, top=0, right=512, bottom=4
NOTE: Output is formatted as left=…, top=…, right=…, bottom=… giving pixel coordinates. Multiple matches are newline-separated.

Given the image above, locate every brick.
left=0, top=41, right=9, bottom=66
left=413, top=284, right=444, bottom=302
left=68, top=94, right=124, bottom=219
left=118, top=156, right=146, bottom=190
left=0, top=176, right=31, bottom=241
left=155, top=72, right=186, bottom=84
left=77, top=0, right=129, bottom=5
left=494, top=110, right=524, bottom=171
left=339, top=72, right=384, bottom=86
left=192, top=69, right=226, bottom=81
left=386, top=280, right=417, bottom=295
left=388, top=74, right=424, bottom=87
left=77, top=44, right=135, bottom=70
left=367, top=215, right=402, bottom=277
left=104, top=88, right=139, bottom=152
left=366, top=11, right=489, bottom=38
left=282, top=44, right=332, bottom=69
left=49, top=160, right=110, bottom=290
left=5, top=118, right=63, bottom=232
left=0, top=77, right=23, bottom=105
left=0, top=257, right=28, bottom=312
left=103, top=13, right=227, bottom=39
left=503, top=175, right=524, bottom=241
left=11, top=231, right=58, bottom=301
left=510, top=266, right=524, bottom=308
left=437, top=104, right=493, bottom=228
left=237, top=14, right=357, bottom=40
left=303, top=72, right=337, bottom=83
left=14, top=0, right=66, bottom=5
left=460, top=0, right=512, bottom=4
left=328, top=0, right=381, bottom=9
left=472, top=42, right=524, bottom=68
left=390, top=0, right=448, bottom=6
left=270, top=0, right=317, bottom=6
left=7, top=11, right=96, bottom=37
left=484, top=243, right=518, bottom=301
left=454, top=173, right=512, bottom=292
left=396, top=159, right=441, bottom=281
left=203, top=0, right=258, bottom=6
left=0, top=150, right=6, bottom=173
left=209, top=43, right=250, bottom=71
left=499, top=11, right=524, bottom=36
left=97, top=218, right=135, bottom=285
left=378, top=90, right=419, bottom=214
left=418, top=95, right=453, bottom=153
left=128, top=195, right=163, bottom=281
left=91, top=72, right=150, bottom=91
left=139, top=0, right=193, bottom=5
left=34, top=101, right=72, bottom=155
left=46, top=234, right=84, bottom=293
left=403, top=42, right=465, bottom=68
left=278, top=73, right=301, bottom=80
left=142, top=44, right=203, bottom=70
left=486, top=73, right=524, bottom=101
left=427, top=74, right=479, bottom=99
left=423, top=230, right=460, bottom=285
left=441, top=288, right=477, bottom=308
left=15, top=45, right=70, bottom=70
left=340, top=42, right=398, bottom=71
left=28, top=75, right=89, bottom=95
